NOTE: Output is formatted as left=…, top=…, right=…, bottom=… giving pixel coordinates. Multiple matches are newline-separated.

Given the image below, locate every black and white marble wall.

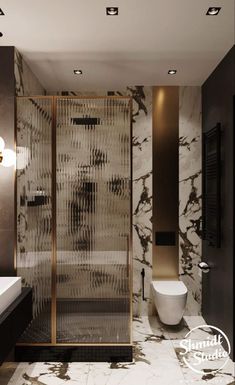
left=128, top=87, right=152, bottom=317
left=179, top=86, right=202, bottom=315
left=14, top=49, right=45, bottom=96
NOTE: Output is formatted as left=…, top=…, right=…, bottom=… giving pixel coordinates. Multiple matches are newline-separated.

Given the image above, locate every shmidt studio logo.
left=180, top=325, right=231, bottom=374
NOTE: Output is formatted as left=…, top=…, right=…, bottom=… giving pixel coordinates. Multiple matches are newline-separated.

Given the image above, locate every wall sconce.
left=0, top=136, right=16, bottom=167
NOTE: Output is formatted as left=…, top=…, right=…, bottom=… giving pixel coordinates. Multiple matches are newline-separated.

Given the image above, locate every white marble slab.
left=179, top=86, right=202, bottom=316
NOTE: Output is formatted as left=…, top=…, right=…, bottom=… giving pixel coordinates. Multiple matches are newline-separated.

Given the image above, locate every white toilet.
left=151, top=280, right=188, bottom=325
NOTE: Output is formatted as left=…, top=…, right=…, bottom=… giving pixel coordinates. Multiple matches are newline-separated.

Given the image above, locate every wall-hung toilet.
left=151, top=280, right=188, bottom=325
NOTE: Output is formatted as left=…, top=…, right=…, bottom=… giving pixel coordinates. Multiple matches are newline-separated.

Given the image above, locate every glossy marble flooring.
left=0, top=316, right=234, bottom=385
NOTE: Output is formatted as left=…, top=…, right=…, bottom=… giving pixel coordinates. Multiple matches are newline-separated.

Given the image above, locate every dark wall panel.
left=153, top=86, right=179, bottom=278
left=202, top=45, right=235, bottom=360
left=0, top=46, right=16, bottom=276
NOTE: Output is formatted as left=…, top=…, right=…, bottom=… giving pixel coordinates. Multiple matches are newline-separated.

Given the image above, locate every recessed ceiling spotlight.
left=74, top=69, right=83, bottom=75
left=0, top=8, right=5, bottom=16
left=206, top=7, right=221, bottom=15
left=106, top=7, right=118, bottom=16
left=0, top=32, right=3, bottom=37
left=168, top=69, right=177, bottom=75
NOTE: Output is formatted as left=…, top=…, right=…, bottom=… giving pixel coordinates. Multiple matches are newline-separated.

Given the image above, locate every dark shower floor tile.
left=19, top=303, right=130, bottom=344
left=56, top=313, right=130, bottom=343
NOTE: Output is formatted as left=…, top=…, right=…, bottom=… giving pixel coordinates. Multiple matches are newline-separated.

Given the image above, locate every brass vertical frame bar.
left=14, top=97, right=17, bottom=274
left=51, top=96, right=57, bottom=344
left=129, top=97, right=133, bottom=345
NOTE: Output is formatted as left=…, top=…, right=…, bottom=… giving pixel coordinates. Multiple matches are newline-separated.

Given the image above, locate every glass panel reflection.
left=56, top=98, right=131, bottom=343
left=16, top=97, right=52, bottom=343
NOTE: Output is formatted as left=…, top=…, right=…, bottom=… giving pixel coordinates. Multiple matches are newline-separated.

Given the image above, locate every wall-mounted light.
left=206, top=7, right=221, bottom=15
left=168, top=69, right=177, bottom=75
left=0, top=137, right=5, bottom=161
left=0, top=137, right=16, bottom=167
left=0, top=8, right=5, bottom=16
left=106, top=7, right=118, bottom=16
left=0, top=32, right=3, bottom=37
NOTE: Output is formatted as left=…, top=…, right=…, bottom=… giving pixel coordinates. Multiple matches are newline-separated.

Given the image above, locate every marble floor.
left=0, top=316, right=234, bottom=385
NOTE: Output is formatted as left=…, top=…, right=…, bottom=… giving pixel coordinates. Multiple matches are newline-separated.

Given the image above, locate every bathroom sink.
left=0, top=277, right=22, bottom=315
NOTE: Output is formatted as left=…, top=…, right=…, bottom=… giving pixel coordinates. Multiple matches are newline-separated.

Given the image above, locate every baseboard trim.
left=15, top=345, right=133, bottom=362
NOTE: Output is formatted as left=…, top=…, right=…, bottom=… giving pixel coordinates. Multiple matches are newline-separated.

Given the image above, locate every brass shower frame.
left=15, top=95, right=133, bottom=348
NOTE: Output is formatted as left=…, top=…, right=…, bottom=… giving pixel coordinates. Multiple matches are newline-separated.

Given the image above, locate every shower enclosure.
left=15, top=96, right=132, bottom=361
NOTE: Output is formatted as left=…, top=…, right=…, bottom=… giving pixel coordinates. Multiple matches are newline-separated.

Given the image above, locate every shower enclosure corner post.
left=51, top=96, right=57, bottom=345
left=129, top=97, right=133, bottom=346
left=14, top=95, right=18, bottom=276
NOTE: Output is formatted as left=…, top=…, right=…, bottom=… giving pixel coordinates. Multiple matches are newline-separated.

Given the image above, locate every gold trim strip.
left=51, top=97, right=57, bottom=344
left=16, top=96, right=54, bottom=100
left=17, top=95, right=131, bottom=100
left=129, top=98, right=133, bottom=345
left=16, top=343, right=133, bottom=346
left=14, top=96, right=17, bottom=274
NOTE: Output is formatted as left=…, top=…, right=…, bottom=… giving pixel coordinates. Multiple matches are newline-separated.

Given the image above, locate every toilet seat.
left=151, top=280, right=187, bottom=296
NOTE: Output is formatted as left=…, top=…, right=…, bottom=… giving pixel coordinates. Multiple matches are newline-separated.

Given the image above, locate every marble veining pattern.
left=5, top=316, right=234, bottom=385
left=14, top=50, right=45, bottom=96
left=125, top=86, right=152, bottom=317
left=179, top=87, right=202, bottom=316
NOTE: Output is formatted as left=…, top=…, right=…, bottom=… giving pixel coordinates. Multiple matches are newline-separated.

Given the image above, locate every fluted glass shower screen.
left=16, top=96, right=132, bottom=345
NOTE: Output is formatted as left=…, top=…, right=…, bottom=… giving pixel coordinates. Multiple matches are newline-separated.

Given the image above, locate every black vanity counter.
left=0, top=287, right=32, bottom=364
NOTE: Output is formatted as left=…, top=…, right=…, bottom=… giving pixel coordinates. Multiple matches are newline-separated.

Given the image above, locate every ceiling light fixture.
left=0, top=8, right=5, bottom=16
left=168, top=69, right=177, bottom=75
left=106, top=7, right=118, bottom=16
left=74, top=69, right=83, bottom=75
left=206, top=7, right=221, bottom=15
left=0, top=32, right=3, bottom=37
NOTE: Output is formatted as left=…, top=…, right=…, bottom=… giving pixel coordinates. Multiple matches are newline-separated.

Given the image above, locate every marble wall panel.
left=14, top=49, right=45, bottom=96
left=179, top=86, right=202, bottom=315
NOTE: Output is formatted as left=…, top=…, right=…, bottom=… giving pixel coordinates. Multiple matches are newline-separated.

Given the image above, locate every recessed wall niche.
left=152, top=86, right=179, bottom=279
